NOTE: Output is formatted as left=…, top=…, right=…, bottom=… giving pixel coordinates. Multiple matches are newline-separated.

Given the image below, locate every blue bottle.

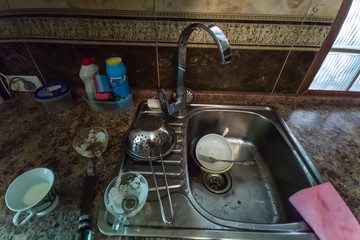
left=106, top=57, right=131, bottom=100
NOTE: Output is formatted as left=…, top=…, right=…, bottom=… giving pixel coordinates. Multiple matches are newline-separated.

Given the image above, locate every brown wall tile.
left=26, top=43, right=158, bottom=89
left=0, top=42, right=39, bottom=76
left=274, top=50, right=318, bottom=94
left=159, top=47, right=289, bottom=93
left=0, top=43, right=316, bottom=95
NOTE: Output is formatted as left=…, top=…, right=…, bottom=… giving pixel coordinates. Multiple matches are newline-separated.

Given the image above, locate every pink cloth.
left=289, top=182, right=360, bottom=240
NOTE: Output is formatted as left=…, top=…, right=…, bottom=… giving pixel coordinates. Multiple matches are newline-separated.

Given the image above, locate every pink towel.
left=289, top=182, right=360, bottom=240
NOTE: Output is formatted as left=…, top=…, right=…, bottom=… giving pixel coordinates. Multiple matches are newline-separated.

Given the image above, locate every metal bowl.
left=123, top=115, right=176, bottom=160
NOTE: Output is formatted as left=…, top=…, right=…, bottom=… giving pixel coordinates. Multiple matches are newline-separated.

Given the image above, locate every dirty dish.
left=195, top=134, right=233, bottom=173
left=73, top=127, right=108, bottom=158
left=104, top=172, right=148, bottom=231
left=5, top=168, right=59, bottom=226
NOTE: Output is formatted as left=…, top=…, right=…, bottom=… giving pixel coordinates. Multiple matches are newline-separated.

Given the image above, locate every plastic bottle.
left=79, top=57, right=99, bottom=100
left=106, top=57, right=131, bottom=101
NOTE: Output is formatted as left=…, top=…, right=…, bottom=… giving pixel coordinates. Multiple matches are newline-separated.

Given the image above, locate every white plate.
left=195, top=134, right=233, bottom=172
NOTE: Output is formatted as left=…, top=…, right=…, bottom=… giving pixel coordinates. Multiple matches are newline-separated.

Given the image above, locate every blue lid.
left=34, top=83, right=70, bottom=100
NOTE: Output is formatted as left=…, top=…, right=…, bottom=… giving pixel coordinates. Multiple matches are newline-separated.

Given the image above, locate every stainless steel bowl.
left=123, top=114, right=176, bottom=160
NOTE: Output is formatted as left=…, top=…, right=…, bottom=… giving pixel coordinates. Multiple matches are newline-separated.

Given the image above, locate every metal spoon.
left=198, top=154, right=255, bottom=166
left=86, top=141, right=105, bottom=160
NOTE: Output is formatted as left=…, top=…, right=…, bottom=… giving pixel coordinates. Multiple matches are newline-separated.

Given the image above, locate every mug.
left=5, top=168, right=59, bottom=226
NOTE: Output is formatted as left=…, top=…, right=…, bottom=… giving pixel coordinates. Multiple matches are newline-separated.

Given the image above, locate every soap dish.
left=84, top=91, right=133, bottom=113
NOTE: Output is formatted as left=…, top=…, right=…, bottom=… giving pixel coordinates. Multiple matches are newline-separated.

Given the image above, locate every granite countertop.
left=0, top=89, right=359, bottom=239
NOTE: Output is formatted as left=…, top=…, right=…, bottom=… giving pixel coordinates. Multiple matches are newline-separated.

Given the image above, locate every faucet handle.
left=185, top=88, right=195, bottom=105
left=157, top=88, right=194, bottom=115
left=157, top=88, right=170, bottom=114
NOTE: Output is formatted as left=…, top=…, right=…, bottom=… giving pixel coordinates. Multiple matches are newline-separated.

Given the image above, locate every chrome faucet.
left=157, top=23, right=232, bottom=115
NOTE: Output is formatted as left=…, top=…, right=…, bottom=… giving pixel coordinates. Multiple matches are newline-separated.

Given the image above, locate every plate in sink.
left=195, top=134, right=233, bottom=173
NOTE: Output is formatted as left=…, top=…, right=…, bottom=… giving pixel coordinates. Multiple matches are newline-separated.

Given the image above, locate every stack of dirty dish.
left=194, top=134, right=234, bottom=174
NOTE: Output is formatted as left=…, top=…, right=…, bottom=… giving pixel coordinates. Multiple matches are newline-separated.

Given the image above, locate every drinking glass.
left=104, top=172, right=148, bottom=231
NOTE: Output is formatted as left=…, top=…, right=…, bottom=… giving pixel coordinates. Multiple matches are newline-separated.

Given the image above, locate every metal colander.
left=123, top=115, right=176, bottom=160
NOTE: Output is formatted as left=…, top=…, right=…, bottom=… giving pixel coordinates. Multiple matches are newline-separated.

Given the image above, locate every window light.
left=309, top=0, right=360, bottom=92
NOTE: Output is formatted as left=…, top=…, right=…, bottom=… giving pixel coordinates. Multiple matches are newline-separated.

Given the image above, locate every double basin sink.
left=98, top=102, right=322, bottom=239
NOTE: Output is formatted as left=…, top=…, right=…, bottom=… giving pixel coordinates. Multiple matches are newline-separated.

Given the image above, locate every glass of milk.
left=5, top=168, right=59, bottom=226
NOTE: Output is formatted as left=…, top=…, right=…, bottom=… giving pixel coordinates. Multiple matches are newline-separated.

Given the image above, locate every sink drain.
left=202, top=172, right=232, bottom=194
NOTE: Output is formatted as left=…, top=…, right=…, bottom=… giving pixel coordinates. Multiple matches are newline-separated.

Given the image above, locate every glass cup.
left=73, top=127, right=108, bottom=158
left=5, top=168, right=59, bottom=226
left=104, top=172, right=148, bottom=231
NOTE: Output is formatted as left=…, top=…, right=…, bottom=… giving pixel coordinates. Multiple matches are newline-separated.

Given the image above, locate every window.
left=309, top=0, right=360, bottom=92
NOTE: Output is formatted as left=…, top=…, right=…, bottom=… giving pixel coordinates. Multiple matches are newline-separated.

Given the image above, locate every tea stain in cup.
left=23, top=182, right=50, bottom=206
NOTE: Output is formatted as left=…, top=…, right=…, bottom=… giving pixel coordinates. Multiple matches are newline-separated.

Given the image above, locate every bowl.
left=195, top=134, right=233, bottom=173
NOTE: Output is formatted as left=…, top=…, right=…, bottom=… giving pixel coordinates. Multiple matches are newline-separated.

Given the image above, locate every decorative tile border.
left=0, top=14, right=331, bottom=49
left=156, top=21, right=330, bottom=47
left=155, top=12, right=334, bottom=23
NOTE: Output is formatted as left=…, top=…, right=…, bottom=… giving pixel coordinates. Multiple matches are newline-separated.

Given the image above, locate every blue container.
left=106, top=57, right=126, bottom=79
left=106, top=57, right=131, bottom=100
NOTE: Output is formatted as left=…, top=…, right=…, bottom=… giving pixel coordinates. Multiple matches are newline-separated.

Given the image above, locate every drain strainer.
left=202, top=172, right=232, bottom=194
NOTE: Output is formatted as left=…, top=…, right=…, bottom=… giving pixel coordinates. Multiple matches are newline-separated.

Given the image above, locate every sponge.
left=147, top=99, right=161, bottom=109
left=289, top=182, right=360, bottom=240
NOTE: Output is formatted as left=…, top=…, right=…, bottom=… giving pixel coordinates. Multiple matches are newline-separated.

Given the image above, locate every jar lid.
left=106, top=57, right=122, bottom=66
left=34, top=83, right=70, bottom=100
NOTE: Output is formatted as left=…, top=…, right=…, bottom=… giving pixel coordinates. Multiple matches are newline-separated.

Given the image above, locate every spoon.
left=86, top=141, right=105, bottom=161
left=198, top=154, right=255, bottom=166
left=221, top=127, right=229, bottom=137
left=115, top=160, right=125, bottom=190
left=73, top=127, right=108, bottom=240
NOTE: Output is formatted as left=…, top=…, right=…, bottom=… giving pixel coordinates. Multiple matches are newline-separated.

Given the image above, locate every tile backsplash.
left=2, top=0, right=342, bottom=17
left=0, top=0, right=343, bottom=95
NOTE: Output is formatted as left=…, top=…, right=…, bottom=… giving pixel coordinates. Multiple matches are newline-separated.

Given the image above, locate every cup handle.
left=112, top=214, right=126, bottom=231
left=13, top=211, right=34, bottom=226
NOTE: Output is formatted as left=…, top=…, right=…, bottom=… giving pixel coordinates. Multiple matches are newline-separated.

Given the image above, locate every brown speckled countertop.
left=0, top=89, right=359, bottom=239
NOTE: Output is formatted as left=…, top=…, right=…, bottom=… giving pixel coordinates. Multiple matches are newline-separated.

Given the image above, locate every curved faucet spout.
left=158, top=23, right=232, bottom=115
left=178, top=23, right=232, bottom=68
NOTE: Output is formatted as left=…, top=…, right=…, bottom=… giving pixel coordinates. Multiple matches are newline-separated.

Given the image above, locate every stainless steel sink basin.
left=98, top=102, right=322, bottom=239
left=187, top=107, right=321, bottom=227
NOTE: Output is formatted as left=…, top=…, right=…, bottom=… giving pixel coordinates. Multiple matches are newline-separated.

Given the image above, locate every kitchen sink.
left=98, top=102, right=322, bottom=239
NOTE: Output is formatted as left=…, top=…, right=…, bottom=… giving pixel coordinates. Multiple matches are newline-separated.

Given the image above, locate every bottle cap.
left=81, top=57, right=96, bottom=66
left=106, top=57, right=122, bottom=66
